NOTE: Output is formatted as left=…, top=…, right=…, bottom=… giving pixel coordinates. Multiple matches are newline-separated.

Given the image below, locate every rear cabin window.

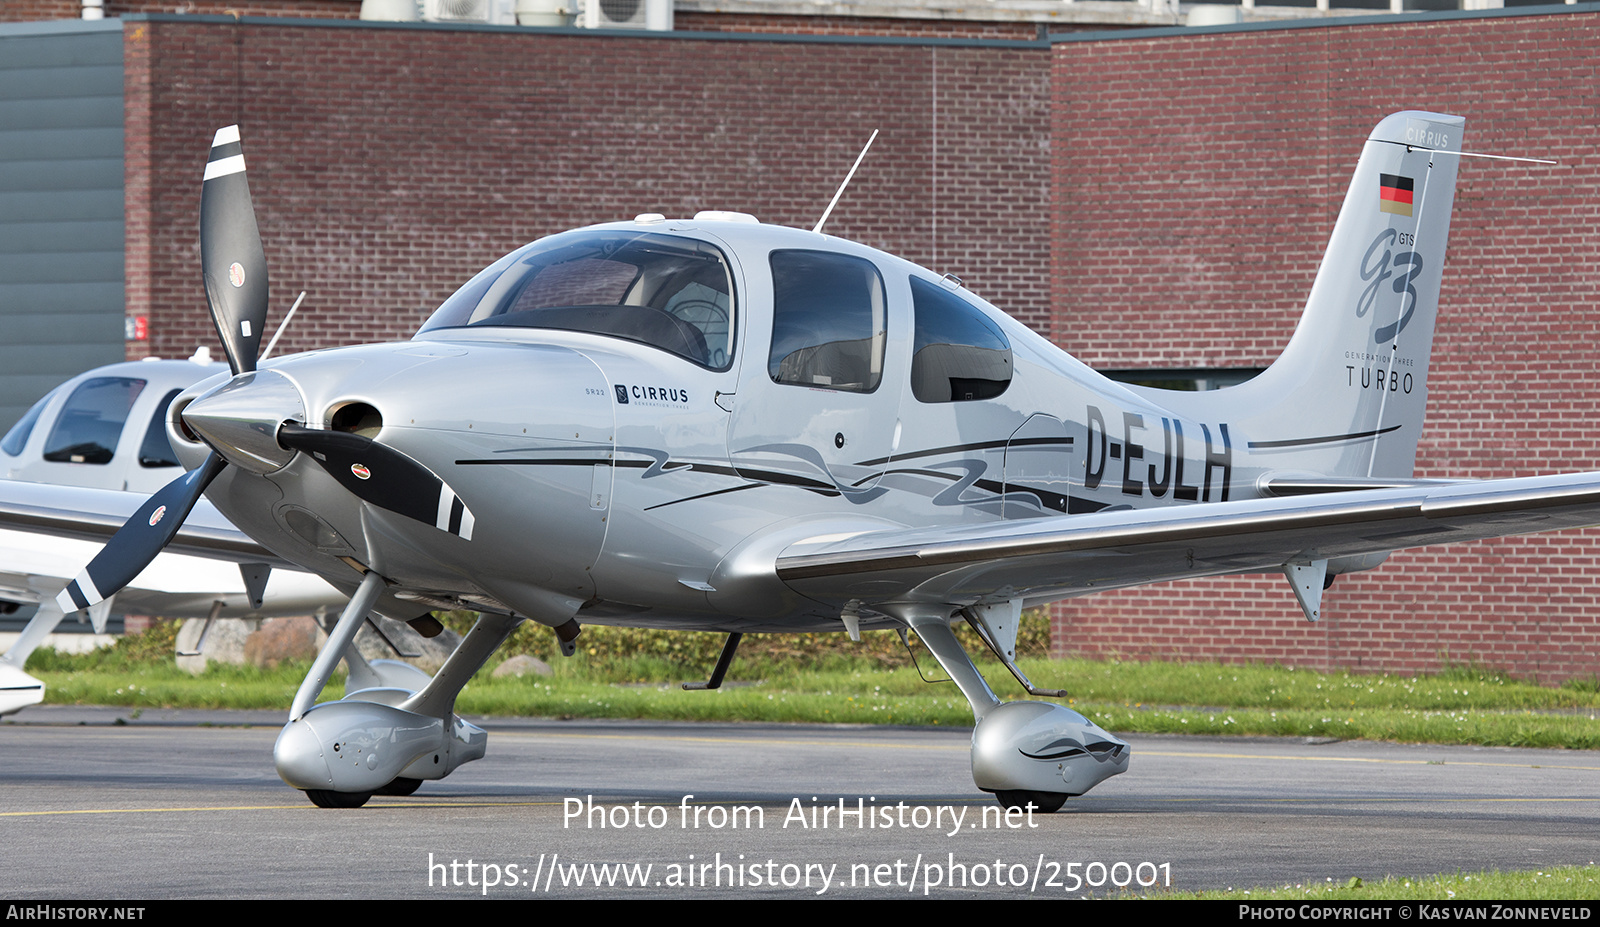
left=43, top=377, right=146, bottom=465
left=138, top=389, right=185, bottom=468
left=909, top=276, right=1012, bottom=403
left=767, top=250, right=886, bottom=393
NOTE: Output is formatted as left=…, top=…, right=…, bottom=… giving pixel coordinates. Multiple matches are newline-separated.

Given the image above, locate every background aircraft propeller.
left=54, top=454, right=226, bottom=613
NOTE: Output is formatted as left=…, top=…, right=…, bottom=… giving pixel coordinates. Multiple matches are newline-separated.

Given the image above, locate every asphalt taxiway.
left=3, top=706, right=1597, bottom=898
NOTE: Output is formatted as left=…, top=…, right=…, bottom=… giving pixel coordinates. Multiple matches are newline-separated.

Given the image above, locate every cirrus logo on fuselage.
left=613, top=384, right=690, bottom=407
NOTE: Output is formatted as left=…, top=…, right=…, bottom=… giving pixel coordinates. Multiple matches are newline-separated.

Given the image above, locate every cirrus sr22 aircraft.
left=2, top=111, right=1590, bottom=811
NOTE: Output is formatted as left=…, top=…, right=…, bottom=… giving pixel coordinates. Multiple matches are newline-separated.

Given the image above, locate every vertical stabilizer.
left=1223, top=111, right=1465, bottom=479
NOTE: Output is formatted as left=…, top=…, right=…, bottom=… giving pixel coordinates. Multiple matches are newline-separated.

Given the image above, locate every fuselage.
left=169, top=215, right=1385, bottom=632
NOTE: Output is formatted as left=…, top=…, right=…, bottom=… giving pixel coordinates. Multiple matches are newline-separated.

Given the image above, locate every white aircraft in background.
left=0, top=354, right=422, bottom=716
left=3, top=111, right=1593, bottom=812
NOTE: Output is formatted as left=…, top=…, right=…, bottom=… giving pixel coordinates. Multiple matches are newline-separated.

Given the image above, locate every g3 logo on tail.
left=1357, top=228, right=1424, bottom=344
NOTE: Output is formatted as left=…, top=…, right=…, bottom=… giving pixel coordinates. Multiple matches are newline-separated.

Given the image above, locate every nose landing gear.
left=274, top=571, right=517, bottom=807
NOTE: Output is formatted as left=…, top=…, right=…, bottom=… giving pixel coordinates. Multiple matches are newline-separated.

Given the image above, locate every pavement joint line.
left=0, top=796, right=1001, bottom=817
left=6, top=794, right=1599, bottom=818
left=492, top=730, right=966, bottom=750
left=1136, top=749, right=1600, bottom=771
left=0, top=801, right=571, bottom=816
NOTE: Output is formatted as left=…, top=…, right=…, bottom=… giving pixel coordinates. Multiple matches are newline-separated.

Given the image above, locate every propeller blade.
left=201, top=125, right=269, bottom=376
left=56, top=126, right=268, bottom=615
left=278, top=423, right=476, bottom=541
left=55, top=453, right=228, bottom=614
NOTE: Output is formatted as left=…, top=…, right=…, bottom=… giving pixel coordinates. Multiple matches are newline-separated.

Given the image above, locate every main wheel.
left=994, top=790, right=1068, bottom=814
left=376, top=777, right=422, bottom=796
left=305, top=789, right=372, bottom=809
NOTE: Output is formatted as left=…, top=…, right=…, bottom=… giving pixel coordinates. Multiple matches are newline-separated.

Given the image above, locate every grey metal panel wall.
left=0, top=20, right=126, bottom=434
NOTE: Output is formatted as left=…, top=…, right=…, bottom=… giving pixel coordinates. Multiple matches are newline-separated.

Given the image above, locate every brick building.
left=2, top=2, right=1598, bottom=681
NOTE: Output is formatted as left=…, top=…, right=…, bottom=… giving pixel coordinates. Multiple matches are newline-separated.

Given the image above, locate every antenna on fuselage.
left=813, top=129, right=879, bottom=235
left=259, top=290, right=307, bottom=362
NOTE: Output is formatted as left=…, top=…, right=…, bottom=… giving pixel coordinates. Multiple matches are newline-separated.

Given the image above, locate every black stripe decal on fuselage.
left=459, top=436, right=1082, bottom=512
left=1248, top=425, right=1401, bottom=449
left=854, top=435, right=1072, bottom=468
left=458, top=456, right=841, bottom=494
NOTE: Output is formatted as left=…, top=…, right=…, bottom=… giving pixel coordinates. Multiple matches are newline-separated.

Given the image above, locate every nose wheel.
left=992, top=790, right=1068, bottom=814
left=305, top=789, right=372, bottom=809
left=375, top=777, right=423, bottom=796
left=303, top=775, right=420, bottom=807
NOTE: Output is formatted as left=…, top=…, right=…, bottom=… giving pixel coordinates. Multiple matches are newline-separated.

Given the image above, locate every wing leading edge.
left=0, top=480, right=291, bottom=568
left=775, top=472, right=1600, bottom=608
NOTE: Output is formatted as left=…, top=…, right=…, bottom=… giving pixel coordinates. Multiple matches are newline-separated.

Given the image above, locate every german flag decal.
left=1379, top=174, right=1414, bottom=217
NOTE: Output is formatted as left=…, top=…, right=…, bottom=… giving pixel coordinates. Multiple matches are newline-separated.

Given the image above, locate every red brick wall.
left=124, top=19, right=1052, bottom=361
left=1, top=0, right=359, bottom=20
left=1050, top=13, right=1600, bottom=683
left=6, top=1, right=1060, bottom=35
left=0, top=0, right=79, bottom=18
left=5, top=2, right=1099, bottom=37
left=674, top=12, right=1046, bottom=40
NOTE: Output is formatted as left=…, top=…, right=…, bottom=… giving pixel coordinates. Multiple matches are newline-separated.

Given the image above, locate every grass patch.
left=24, top=618, right=344, bottom=710
left=22, top=615, right=1600, bottom=749
left=1150, top=865, right=1600, bottom=900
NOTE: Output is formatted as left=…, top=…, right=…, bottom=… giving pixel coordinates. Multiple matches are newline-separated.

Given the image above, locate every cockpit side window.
left=910, top=277, right=1012, bottom=403
left=1, top=387, right=58, bottom=457
left=138, top=389, right=184, bottom=468
left=767, top=250, right=886, bottom=393
left=42, top=377, right=146, bottom=465
left=417, top=231, right=736, bottom=370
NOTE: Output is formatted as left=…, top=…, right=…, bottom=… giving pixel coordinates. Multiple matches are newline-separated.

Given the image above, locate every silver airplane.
left=5, top=111, right=1595, bottom=811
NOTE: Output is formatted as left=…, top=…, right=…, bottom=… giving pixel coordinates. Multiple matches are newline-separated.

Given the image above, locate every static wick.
left=814, top=129, right=880, bottom=235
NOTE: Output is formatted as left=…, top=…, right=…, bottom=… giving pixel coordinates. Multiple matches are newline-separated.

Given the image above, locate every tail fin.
left=1224, top=111, right=1465, bottom=479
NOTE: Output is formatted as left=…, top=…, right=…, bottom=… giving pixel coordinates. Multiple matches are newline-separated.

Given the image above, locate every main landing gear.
left=882, top=601, right=1130, bottom=811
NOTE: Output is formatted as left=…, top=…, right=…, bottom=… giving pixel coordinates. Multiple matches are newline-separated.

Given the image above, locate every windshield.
left=43, top=377, right=146, bottom=465
left=419, top=230, right=736, bottom=370
left=1, top=386, right=59, bottom=457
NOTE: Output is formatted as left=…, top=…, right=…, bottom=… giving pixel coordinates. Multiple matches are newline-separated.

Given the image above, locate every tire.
left=305, top=789, right=372, bottom=809
left=375, top=777, right=423, bottom=796
left=993, top=790, right=1067, bottom=814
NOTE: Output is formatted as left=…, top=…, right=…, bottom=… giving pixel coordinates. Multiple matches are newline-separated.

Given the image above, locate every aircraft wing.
left=0, top=480, right=291, bottom=569
left=0, top=479, right=351, bottom=718
left=775, top=472, right=1600, bottom=608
